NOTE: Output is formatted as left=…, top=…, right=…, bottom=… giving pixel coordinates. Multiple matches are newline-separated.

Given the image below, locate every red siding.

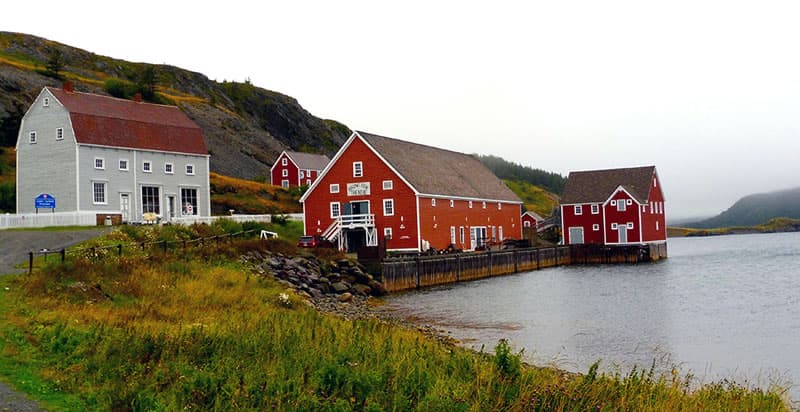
left=641, top=174, right=667, bottom=242
left=562, top=203, right=605, bottom=244
left=271, top=153, right=299, bottom=187
left=303, top=138, right=419, bottom=250
left=521, top=214, right=537, bottom=228
left=418, top=197, right=522, bottom=250
left=603, top=190, right=641, bottom=244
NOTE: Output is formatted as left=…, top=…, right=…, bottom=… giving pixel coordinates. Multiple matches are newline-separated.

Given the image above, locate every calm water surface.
left=383, top=232, right=800, bottom=401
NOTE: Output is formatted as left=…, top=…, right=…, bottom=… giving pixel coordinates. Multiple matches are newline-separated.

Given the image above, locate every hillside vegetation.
left=686, top=187, right=800, bottom=229
left=478, top=154, right=566, bottom=195
left=0, top=31, right=350, bottom=180
left=0, top=147, right=14, bottom=212
left=209, top=172, right=301, bottom=215
left=0, top=225, right=789, bottom=411
left=503, top=179, right=559, bottom=216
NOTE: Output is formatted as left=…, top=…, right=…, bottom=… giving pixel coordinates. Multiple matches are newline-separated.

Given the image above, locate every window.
left=626, top=199, right=632, bottom=205
left=498, top=202, right=502, bottom=210
left=306, top=179, right=311, bottom=185
left=617, top=200, right=626, bottom=212
left=29, top=131, right=37, bottom=144
left=660, top=202, right=664, bottom=214
left=656, top=221, right=660, bottom=231
left=654, top=178, right=657, bottom=188
left=43, top=97, right=49, bottom=107
left=330, top=202, right=340, bottom=218
left=449, top=199, right=454, bottom=208
left=119, top=159, right=129, bottom=171
left=499, top=226, right=504, bottom=241
left=383, top=199, right=394, bottom=216
left=431, top=198, right=436, bottom=207
left=574, top=205, right=583, bottom=215
left=591, top=204, right=599, bottom=214
left=164, top=163, right=174, bottom=174
left=143, top=161, right=152, bottom=173
left=185, top=164, right=195, bottom=175
left=56, top=128, right=63, bottom=140
left=282, top=180, right=289, bottom=188
left=299, top=170, right=305, bottom=179
left=482, top=201, right=486, bottom=209
left=94, top=158, right=105, bottom=170
left=592, top=224, right=600, bottom=231
left=141, top=186, right=160, bottom=214
left=282, top=169, right=288, bottom=177
left=384, top=227, right=393, bottom=239
left=282, top=158, right=287, bottom=166
left=330, top=183, right=340, bottom=193
left=382, top=180, right=393, bottom=190
left=469, top=201, right=473, bottom=209
left=627, top=222, right=634, bottom=229
left=181, top=188, right=198, bottom=215
left=459, top=226, right=465, bottom=245
left=353, top=161, right=363, bottom=177
left=450, top=226, right=456, bottom=244
left=610, top=200, right=617, bottom=206
left=92, top=182, right=107, bottom=204
left=611, top=223, right=618, bottom=230
left=524, top=220, right=531, bottom=228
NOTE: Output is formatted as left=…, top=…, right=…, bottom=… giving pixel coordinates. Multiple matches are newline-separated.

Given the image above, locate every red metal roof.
left=47, top=87, right=207, bottom=155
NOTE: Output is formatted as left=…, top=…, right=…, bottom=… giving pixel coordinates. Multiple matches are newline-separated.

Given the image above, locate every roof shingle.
left=285, top=151, right=330, bottom=170
left=48, top=87, right=207, bottom=155
left=560, top=166, right=656, bottom=204
left=358, top=131, right=520, bottom=202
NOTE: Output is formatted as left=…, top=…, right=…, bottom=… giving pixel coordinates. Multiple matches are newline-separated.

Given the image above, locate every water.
left=383, top=232, right=800, bottom=401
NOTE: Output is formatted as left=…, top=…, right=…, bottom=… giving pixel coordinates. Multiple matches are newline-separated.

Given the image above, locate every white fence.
left=0, top=211, right=97, bottom=230
left=1, top=212, right=304, bottom=230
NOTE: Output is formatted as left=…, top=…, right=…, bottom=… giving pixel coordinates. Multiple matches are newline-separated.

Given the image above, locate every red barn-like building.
left=560, top=166, right=666, bottom=245
left=521, top=211, right=544, bottom=229
left=300, top=131, right=523, bottom=252
left=270, top=151, right=330, bottom=188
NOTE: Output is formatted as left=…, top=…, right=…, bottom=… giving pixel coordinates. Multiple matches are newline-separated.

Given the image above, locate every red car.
left=297, top=235, right=335, bottom=248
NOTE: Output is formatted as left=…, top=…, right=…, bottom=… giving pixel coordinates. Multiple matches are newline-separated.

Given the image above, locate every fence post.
left=163, top=240, right=168, bottom=254
left=61, top=248, right=66, bottom=262
left=28, top=251, right=33, bottom=275
left=118, top=244, right=122, bottom=256
left=414, top=257, right=421, bottom=289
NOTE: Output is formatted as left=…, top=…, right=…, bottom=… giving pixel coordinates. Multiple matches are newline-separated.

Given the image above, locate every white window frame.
left=119, top=159, right=129, bottom=171
left=482, top=201, right=486, bottom=209
left=610, top=200, right=617, bottom=206
left=450, top=226, right=456, bottom=244
left=282, top=169, right=288, bottom=177
left=56, top=127, right=64, bottom=141
left=330, top=202, right=341, bottom=218
left=593, top=224, right=600, bottom=231
left=282, top=180, right=289, bottom=188
left=143, top=160, right=152, bottom=173
left=299, top=170, right=305, bottom=179
left=524, top=220, right=531, bottom=228
left=627, top=222, right=634, bottom=229
left=383, top=198, right=395, bottom=217
left=498, top=202, right=502, bottom=210
left=611, top=223, right=618, bottom=230
left=626, top=199, right=633, bottom=205
left=43, top=97, right=49, bottom=107
left=185, top=164, right=195, bottom=175
left=431, top=198, right=436, bottom=207
left=92, top=181, right=107, bottom=205
left=469, top=200, right=473, bottom=209
left=384, top=227, right=393, bottom=239
left=459, top=226, right=465, bottom=245
left=382, top=180, right=393, bottom=190
left=617, top=200, right=626, bottom=212
left=29, top=131, right=37, bottom=144
left=282, top=158, right=287, bottom=166
left=450, top=199, right=454, bottom=208
left=94, top=157, right=105, bottom=170
left=656, top=221, right=660, bottom=231
left=574, top=205, right=583, bottom=215
left=353, top=161, right=363, bottom=178
left=499, top=226, right=504, bottom=241
left=164, top=162, right=174, bottom=174
left=330, top=183, right=340, bottom=194
left=591, top=204, right=599, bottom=214
left=306, top=179, right=311, bottom=185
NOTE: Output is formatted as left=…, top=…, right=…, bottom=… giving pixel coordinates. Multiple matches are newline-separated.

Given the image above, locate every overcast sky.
left=5, top=0, right=800, bottom=219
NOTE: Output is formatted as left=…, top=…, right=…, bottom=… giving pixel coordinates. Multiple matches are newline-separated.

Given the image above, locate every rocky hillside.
left=0, top=31, right=350, bottom=180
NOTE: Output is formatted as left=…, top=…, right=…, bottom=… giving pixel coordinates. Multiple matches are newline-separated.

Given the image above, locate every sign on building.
left=347, top=182, right=370, bottom=196
left=34, top=193, right=56, bottom=210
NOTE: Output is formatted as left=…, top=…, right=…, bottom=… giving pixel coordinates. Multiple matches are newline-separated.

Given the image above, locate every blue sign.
left=35, top=193, right=56, bottom=209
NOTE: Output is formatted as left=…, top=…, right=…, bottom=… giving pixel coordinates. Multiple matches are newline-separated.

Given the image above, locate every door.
left=618, top=225, right=627, bottom=243
left=470, top=227, right=487, bottom=249
left=569, top=227, right=584, bottom=244
left=167, top=196, right=176, bottom=220
left=350, top=201, right=369, bottom=216
left=120, top=193, right=130, bottom=222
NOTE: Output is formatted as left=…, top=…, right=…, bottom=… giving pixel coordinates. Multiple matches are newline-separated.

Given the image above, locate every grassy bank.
left=0, top=224, right=791, bottom=411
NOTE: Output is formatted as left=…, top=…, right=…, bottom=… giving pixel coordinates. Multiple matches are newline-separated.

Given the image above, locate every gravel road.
left=0, top=227, right=110, bottom=411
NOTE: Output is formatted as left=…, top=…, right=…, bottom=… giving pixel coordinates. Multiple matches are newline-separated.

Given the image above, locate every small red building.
left=560, top=166, right=666, bottom=245
left=521, top=211, right=544, bottom=229
left=270, top=151, right=330, bottom=188
left=300, top=131, right=523, bottom=252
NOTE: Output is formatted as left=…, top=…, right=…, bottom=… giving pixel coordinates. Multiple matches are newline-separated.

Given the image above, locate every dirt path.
left=0, top=227, right=110, bottom=411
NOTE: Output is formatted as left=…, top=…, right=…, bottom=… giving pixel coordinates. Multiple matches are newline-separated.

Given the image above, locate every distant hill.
left=477, top=154, right=566, bottom=194
left=686, top=187, right=800, bottom=229
left=503, top=180, right=559, bottom=216
left=0, top=31, right=351, bottom=180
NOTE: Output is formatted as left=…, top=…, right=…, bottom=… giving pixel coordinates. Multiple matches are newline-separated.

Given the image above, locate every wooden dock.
left=380, top=243, right=667, bottom=293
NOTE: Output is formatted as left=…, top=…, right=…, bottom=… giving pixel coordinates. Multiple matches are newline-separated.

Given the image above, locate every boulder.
left=338, top=292, right=353, bottom=303
left=331, top=281, right=351, bottom=293
left=352, top=283, right=372, bottom=296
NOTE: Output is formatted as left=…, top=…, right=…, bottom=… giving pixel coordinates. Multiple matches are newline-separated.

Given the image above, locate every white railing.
left=0, top=211, right=97, bottom=230
left=339, top=213, right=375, bottom=228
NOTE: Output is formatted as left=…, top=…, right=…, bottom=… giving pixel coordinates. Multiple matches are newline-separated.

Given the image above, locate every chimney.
left=133, top=93, right=142, bottom=103
left=62, top=80, right=74, bottom=93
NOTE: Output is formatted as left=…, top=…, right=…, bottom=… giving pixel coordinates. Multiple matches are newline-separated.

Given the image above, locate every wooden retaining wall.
left=380, top=243, right=667, bottom=293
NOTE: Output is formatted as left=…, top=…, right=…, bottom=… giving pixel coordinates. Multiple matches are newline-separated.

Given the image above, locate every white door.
left=120, top=193, right=130, bottom=222
left=569, top=227, right=584, bottom=244
left=618, top=226, right=627, bottom=243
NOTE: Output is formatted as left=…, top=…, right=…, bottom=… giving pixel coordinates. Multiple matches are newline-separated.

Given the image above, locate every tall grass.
left=0, top=227, right=791, bottom=411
